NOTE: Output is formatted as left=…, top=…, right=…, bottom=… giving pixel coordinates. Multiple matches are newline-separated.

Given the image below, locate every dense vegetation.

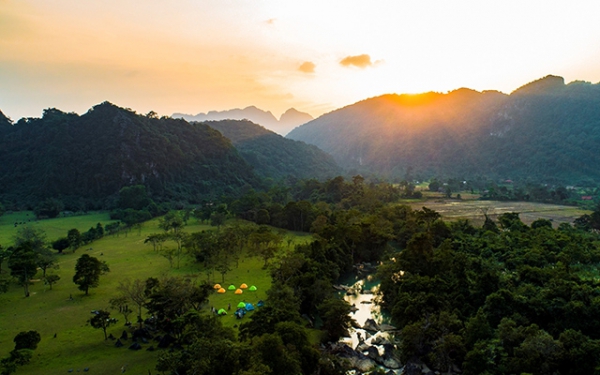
left=2, top=175, right=600, bottom=374
left=204, top=119, right=340, bottom=180
left=0, top=103, right=259, bottom=210
left=378, top=208, right=600, bottom=374
left=287, top=75, right=600, bottom=185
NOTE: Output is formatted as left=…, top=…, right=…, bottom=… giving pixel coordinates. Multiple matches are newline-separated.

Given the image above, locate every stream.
left=336, top=270, right=401, bottom=374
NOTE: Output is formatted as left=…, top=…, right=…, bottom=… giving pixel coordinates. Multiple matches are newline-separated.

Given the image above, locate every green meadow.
left=0, top=213, right=312, bottom=375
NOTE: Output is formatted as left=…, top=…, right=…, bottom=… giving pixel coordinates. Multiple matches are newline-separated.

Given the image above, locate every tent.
left=249, top=285, right=257, bottom=291
left=234, top=288, right=243, bottom=295
left=237, top=302, right=247, bottom=308
left=245, top=303, right=255, bottom=311
left=240, top=283, right=248, bottom=289
left=213, top=284, right=222, bottom=289
left=217, top=308, right=227, bottom=315
left=228, top=285, right=236, bottom=291
left=234, top=308, right=246, bottom=319
left=217, top=288, right=226, bottom=294
left=257, top=300, right=264, bottom=307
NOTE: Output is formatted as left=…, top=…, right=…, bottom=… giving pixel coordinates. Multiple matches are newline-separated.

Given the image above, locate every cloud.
left=298, top=61, right=315, bottom=73
left=340, top=54, right=372, bottom=68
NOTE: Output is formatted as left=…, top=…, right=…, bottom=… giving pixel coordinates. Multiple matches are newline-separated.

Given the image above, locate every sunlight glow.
left=1, top=0, right=600, bottom=124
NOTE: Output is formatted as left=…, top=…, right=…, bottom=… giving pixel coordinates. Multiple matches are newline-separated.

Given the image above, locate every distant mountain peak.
left=173, top=106, right=313, bottom=135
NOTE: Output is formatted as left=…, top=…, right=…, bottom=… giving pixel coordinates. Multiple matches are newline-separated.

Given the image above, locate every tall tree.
left=89, top=310, right=117, bottom=340
left=117, top=278, right=148, bottom=326
left=72, top=254, right=109, bottom=295
left=8, top=245, right=38, bottom=297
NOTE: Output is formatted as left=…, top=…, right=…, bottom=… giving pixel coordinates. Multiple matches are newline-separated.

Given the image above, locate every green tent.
left=228, top=285, right=236, bottom=290
left=249, top=285, right=257, bottom=291
left=237, top=302, right=246, bottom=308
left=218, top=308, right=227, bottom=315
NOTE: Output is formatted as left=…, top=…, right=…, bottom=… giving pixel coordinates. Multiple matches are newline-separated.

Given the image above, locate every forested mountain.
left=287, top=75, right=600, bottom=184
left=174, top=106, right=313, bottom=135
left=0, top=110, right=12, bottom=132
left=204, top=119, right=340, bottom=180
left=0, top=102, right=259, bottom=209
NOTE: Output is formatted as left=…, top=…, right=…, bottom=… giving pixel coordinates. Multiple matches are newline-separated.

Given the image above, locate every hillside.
left=287, top=75, right=600, bottom=184
left=174, top=106, right=313, bottom=135
left=204, top=119, right=340, bottom=180
left=0, top=102, right=259, bottom=209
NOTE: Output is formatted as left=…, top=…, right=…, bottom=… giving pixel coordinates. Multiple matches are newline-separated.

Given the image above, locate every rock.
left=403, top=361, right=421, bottom=375
left=371, top=335, right=391, bottom=346
left=421, top=363, right=434, bottom=375
left=452, top=364, right=462, bottom=373
left=366, top=346, right=381, bottom=362
left=361, top=289, right=374, bottom=294
left=383, top=357, right=402, bottom=369
left=355, top=342, right=370, bottom=352
left=364, top=331, right=372, bottom=340
left=355, top=358, right=376, bottom=372
left=362, top=319, right=380, bottom=332
left=379, top=324, right=398, bottom=332
left=382, top=343, right=396, bottom=357
left=360, top=300, right=372, bottom=304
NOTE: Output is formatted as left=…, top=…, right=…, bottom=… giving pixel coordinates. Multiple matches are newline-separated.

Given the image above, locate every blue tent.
left=245, top=303, right=255, bottom=311
left=234, top=308, right=246, bottom=319
left=257, top=300, right=265, bottom=307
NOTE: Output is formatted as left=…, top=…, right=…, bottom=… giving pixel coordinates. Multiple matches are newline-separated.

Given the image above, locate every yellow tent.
left=240, top=283, right=248, bottom=289
left=214, top=284, right=222, bottom=289
left=217, top=288, right=226, bottom=294
left=234, top=288, right=243, bottom=295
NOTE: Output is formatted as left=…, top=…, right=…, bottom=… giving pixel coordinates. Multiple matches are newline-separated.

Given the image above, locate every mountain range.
left=287, top=75, right=600, bottom=184
left=173, top=106, right=313, bottom=135
left=0, top=103, right=332, bottom=210
left=204, top=119, right=340, bottom=180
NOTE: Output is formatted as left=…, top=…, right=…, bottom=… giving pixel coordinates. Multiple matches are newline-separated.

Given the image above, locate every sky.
left=2, top=0, right=600, bottom=126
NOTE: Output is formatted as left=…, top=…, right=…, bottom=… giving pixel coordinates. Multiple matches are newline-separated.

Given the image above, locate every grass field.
left=0, top=214, right=310, bottom=375
left=0, top=211, right=117, bottom=247
left=405, top=193, right=590, bottom=227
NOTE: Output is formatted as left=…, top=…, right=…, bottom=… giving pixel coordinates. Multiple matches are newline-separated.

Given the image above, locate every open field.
left=406, top=194, right=590, bottom=227
left=0, top=211, right=117, bottom=247
left=0, top=214, right=309, bottom=375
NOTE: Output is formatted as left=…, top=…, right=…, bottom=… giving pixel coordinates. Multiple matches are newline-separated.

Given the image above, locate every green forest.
left=2, top=176, right=600, bottom=375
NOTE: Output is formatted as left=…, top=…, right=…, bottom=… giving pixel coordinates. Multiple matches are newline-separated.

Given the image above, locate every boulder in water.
left=371, top=335, right=391, bottom=346
left=379, top=323, right=397, bottom=332
left=362, top=319, right=380, bottom=332
left=366, top=346, right=381, bottom=362
left=355, top=358, right=376, bottom=372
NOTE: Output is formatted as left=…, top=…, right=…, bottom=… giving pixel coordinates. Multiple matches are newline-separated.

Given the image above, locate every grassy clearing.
left=405, top=195, right=590, bottom=227
left=0, top=214, right=307, bottom=375
left=0, top=211, right=116, bottom=246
